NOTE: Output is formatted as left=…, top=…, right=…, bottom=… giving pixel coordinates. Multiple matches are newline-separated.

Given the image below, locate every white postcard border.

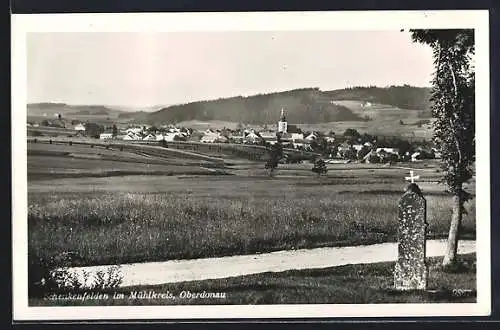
left=12, top=10, right=491, bottom=320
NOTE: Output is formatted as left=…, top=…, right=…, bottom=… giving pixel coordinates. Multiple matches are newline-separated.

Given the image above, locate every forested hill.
left=147, top=85, right=431, bottom=125
left=148, top=88, right=363, bottom=125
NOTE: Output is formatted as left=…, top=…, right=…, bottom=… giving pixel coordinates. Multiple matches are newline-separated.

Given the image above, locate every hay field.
left=28, top=170, right=476, bottom=267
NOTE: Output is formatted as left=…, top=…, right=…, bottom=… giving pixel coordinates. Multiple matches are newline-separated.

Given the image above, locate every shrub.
left=312, top=158, right=327, bottom=176
left=29, top=251, right=123, bottom=297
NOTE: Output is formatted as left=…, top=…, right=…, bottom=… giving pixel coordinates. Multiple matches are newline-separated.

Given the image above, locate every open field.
left=30, top=253, right=476, bottom=305
left=27, top=137, right=319, bottom=165
left=27, top=126, right=77, bottom=137
left=28, top=171, right=476, bottom=267
left=299, top=100, right=434, bottom=138
left=27, top=142, right=227, bottom=180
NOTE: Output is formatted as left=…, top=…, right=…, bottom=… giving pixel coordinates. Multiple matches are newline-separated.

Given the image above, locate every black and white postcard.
left=12, top=10, right=491, bottom=320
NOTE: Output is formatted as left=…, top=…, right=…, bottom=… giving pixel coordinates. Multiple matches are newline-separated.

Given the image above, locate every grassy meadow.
left=28, top=170, right=476, bottom=267
left=27, top=141, right=228, bottom=180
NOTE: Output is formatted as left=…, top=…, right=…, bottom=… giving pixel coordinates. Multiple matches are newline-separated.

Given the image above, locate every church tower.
left=278, top=108, right=288, bottom=134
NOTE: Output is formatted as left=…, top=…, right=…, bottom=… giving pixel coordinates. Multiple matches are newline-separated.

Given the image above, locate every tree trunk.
left=442, top=193, right=462, bottom=266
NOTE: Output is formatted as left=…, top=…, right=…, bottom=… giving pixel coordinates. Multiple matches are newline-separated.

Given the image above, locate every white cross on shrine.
left=405, top=170, right=420, bottom=183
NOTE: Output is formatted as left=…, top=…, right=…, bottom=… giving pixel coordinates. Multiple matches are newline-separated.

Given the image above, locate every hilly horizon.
left=147, top=85, right=432, bottom=125
left=28, top=85, right=432, bottom=126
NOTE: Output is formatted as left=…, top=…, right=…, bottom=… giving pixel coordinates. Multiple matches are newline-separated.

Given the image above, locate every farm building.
left=201, top=132, right=228, bottom=143
left=99, top=132, right=114, bottom=140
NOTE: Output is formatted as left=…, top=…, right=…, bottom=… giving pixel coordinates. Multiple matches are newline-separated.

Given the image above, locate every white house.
left=169, top=127, right=182, bottom=133
left=244, top=131, right=262, bottom=144
left=293, top=142, right=307, bottom=149
left=126, top=127, right=143, bottom=134
left=376, top=147, right=400, bottom=155
left=200, top=133, right=219, bottom=143
left=143, top=133, right=156, bottom=141
left=411, top=152, right=421, bottom=162
left=99, top=133, right=113, bottom=140
left=74, top=123, right=86, bottom=131
left=352, top=144, right=365, bottom=152
left=216, top=135, right=228, bottom=143
left=305, top=132, right=318, bottom=141
left=291, top=133, right=304, bottom=142
left=363, top=141, right=374, bottom=148
left=123, top=132, right=142, bottom=140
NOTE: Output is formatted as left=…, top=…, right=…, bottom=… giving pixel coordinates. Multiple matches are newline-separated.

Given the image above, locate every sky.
left=27, top=31, right=434, bottom=109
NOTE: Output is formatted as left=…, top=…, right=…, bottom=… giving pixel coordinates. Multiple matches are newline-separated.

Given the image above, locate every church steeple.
left=280, top=108, right=287, bottom=121
left=278, top=108, right=288, bottom=134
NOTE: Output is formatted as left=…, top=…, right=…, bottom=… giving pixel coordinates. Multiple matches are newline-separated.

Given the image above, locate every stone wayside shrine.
left=394, top=170, right=428, bottom=290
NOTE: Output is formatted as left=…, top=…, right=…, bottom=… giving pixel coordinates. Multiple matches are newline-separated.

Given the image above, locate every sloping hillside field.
left=27, top=141, right=226, bottom=180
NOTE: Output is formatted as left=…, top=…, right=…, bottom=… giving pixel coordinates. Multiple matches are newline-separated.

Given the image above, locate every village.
left=27, top=108, right=440, bottom=164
